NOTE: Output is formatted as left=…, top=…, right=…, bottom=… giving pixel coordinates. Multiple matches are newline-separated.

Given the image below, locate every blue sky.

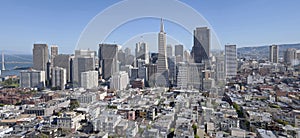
left=0, top=0, right=300, bottom=54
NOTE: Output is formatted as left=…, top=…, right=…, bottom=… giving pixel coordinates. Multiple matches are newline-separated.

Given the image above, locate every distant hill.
left=237, top=43, right=300, bottom=59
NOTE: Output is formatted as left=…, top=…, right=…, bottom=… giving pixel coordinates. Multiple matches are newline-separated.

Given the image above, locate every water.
left=0, top=54, right=32, bottom=76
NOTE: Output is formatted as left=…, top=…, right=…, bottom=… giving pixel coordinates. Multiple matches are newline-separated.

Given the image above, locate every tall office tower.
left=138, top=66, right=148, bottom=81
left=184, top=50, right=191, bottom=63
left=99, top=44, right=118, bottom=80
left=269, top=45, right=279, bottom=63
left=53, top=54, right=72, bottom=83
left=135, top=42, right=149, bottom=64
left=167, top=44, right=173, bottom=58
left=146, top=64, right=157, bottom=87
left=168, top=56, right=176, bottom=83
left=187, top=63, right=204, bottom=90
left=176, top=62, right=188, bottom=89
left=81, top=71, right=98, bottom=89
left=215, top=53, right=225, bottom=83
left=175, top=44, right=184, bottom=63
left=50, top=45, right=58, bottom=63
left=20, top=70, right=45, bottom=88
left=73, top=50, right=96, bottom=87
left=284, top=48, right=297, bottom=66
left=52, top=67, right=66, bottom=90
left=191, top=27, right=210, bottom=63
left=46, top=61, right=51, bottom=87
left=156, top=18, right=169, bottom=87
left=33, top=44, right=49, bottom=71
left=124, top=47, right=132, bottom=58
left=225, top=45, right=237, bottom=78
left=118, top=49, right=126, bottom=66
left=110, top=71, right=129, bottom=90
left=175, top=44, right=184, bottom=57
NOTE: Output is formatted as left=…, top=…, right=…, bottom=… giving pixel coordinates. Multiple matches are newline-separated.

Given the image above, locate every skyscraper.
left=53, top=54, right=72, bottom=83
left=175, top=44, right=184, bottom=57
left=135, top=42, right=149, bottom=64
left=225, top=45, right=237, bottom=78
left=73, top=50, right=96, bottom=87
left=175, top=44, right=184, bottom=63
left=156, top=18, right=169, bottom=87
left=176, top=62, right=188, bottom=89
left=284, top=48, right=298, bottom=65
left=269, top=45, right=279, bottom=63
left=99, top=44, right=118, bottom=80
left=191, top=27, right=210, bottom=63
left=33, top=44, right=49, bottom=71
left=215, top=53, right=225, bottom=83
left=167, top=44, right=173, bottom=58
left=51, top=45, right=58, bottom=64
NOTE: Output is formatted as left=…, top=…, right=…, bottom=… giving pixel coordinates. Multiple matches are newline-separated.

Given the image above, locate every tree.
left=192, top=124, right=197, bottom=136
left=69, top=100, right=80, bottom=110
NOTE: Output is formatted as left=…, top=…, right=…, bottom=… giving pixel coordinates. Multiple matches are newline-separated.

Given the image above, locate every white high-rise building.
left=81, top=71, right=98, bottom=89
left=110, top=71, right=129, bottom=91
left=52, top=67, right=66, bottom=90
left=187, top=63, right=204, bottom=90
left=156, top=18, right=169, bottom=87
left=176, top=62, right=204, bottom=90
left=215, top=53, right=225, bottom=83
left=20, top=70, right=45, bottom=88
left=269, top=45, right=279, bottom=63
left=176, top=62, right=188, bottom=89
left=284, top=48, right=299, bottom=66
left=225, top=45, right=237, bottom=78
left=136, top=42, right=149, bottom=64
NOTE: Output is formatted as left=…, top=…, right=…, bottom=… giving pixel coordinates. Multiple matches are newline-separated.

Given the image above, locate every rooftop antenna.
left=1, top=51, right=5, bottom=71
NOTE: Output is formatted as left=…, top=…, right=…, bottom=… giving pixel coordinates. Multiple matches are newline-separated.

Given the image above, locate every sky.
left=0, top=0, right=300, bottom=54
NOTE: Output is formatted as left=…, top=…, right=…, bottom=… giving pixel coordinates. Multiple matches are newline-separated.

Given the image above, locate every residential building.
left=110, top=71, right=129, bottom=90
left=81, top=71, right=98, bottom=89
left=51, top=67, right=66, bottom=90
left=20, top=70, right=45, bottom=88
left=269, top=45, right=279, bottom=63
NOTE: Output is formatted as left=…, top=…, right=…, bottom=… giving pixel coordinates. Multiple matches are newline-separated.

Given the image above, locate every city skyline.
left=1, top=1, right=300, bottom=137
left=0, top=0, right=300, bottom=54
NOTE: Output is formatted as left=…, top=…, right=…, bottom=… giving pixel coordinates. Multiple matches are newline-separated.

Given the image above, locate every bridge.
left=1, top=51, right=32, bottom=71
left=0, top=62, right=32, bottom=64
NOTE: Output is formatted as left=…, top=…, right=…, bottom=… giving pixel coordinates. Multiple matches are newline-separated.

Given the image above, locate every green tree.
left=69, top=100, right=80, bottom=110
